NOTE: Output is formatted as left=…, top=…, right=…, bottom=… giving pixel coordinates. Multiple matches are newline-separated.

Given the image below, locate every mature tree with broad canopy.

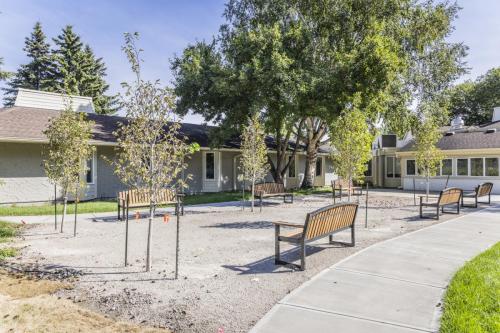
left=172, top=0, right=466, bottom=186
left=446, top=68, right=500, bottom=125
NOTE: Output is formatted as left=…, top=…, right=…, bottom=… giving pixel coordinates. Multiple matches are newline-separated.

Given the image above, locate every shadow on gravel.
left=222, top=245, right=334, bottom=274
left=201, top=220, right=274, bottom=229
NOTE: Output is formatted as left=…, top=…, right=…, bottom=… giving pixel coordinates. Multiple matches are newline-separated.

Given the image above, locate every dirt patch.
left=0, top=270, right=169, bottom=333
left=10, top=191, right=479, bottom=332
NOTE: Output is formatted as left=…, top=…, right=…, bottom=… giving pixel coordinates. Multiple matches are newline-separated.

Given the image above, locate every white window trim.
left=315, top=156, right=324, bottom=177
left=385, top=156, right=400, bottom=178
left=406, top=159, right=416, bottom=176
left=85, top=152, right=96, bottom=185
left=202, top=151, right=217, bottom=182
left=287, top=154, right=298, bottom=179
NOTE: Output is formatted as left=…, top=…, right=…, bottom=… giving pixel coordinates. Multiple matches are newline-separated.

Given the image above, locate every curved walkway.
left=251, top=204, right=500, bottom=333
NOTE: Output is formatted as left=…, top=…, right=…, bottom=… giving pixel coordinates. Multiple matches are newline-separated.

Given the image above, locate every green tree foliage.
left=447, top=68, right=500, bottom=125
left=43, top=104, right=94, bottom=233
left=50, top=25, right=116, bottom=114
left=3, top=22, right=52, bottom=105
left=240, top=113, right=269, bottom=211
left=0, top=57, right=10, bottom=81
left=330, top=105, right=374, bottom=200
left=112, top=33, right=199, bottom=272
left=172, top=0, right=466, bottom=185
left=414, top=115, right=444, bottom=199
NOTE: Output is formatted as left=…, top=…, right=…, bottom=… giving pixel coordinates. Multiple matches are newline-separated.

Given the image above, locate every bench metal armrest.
left=273, top=221, right=304, bottom=228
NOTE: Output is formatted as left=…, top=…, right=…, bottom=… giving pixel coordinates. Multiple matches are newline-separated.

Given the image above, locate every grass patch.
left=292, top=186, right=331, bottom=195
left=440, top=242, right=500, bottom=333
left=0, top=221, right=19, bottom=259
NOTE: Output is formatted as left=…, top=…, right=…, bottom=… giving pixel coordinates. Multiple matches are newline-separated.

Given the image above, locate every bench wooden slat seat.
left=461, top=182, right=493, bottom=208
left=273, top=202, right=358, bottom=271
left=419, top=187, right=462, bottom=220
left=254, top=182, right=293, bottom=212
left=331, top=179, right=362, bottom=199
left=117, top=188, right=183, bottom=220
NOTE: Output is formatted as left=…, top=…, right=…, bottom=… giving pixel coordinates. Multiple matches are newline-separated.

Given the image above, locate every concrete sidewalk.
left=251, top=205, right=500, bottom=333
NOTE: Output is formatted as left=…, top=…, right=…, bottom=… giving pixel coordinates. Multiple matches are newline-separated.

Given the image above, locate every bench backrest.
left=254, top=182, right=285, bottom=195
left=332, top=179, right=353, bottom=189
left=304, top=203, right=358, bottom=241
left=118, top=188, right=176, bottom=205
left=438, top=187, right=462, bottom=206
left=477, top=182, right=493, bottom=197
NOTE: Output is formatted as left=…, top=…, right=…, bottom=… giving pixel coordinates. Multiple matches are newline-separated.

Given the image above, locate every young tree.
left=240, top=113, right=269, bottom=211
left=43, top=104, right=94, bottom=233
left=50, top=26, right=116, bottom=114
left=414, top=116, right=444, bottom=200
left=330, top=106, right=374, bottom=201
left=113, top=33, right=198, bottom=272
left=3, top=22, right=53, bottom=105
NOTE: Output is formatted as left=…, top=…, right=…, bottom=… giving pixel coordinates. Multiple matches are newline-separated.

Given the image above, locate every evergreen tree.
left=51, top=25, right=116, bottom=114
left=0, top=57, right=9, bottom=81
left=3, top=22, right=53, bottom=106
left=50, top=25, right=85, bottom=95
left=80, top=45, right=117, bottom=114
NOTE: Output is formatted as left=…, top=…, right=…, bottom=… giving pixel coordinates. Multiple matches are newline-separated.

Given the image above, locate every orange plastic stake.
left=135, top=211, right=140, bottom=221
left=163, top=214, right=170, bottom=224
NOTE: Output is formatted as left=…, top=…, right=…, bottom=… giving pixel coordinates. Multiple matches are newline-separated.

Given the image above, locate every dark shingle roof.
left=0, top=106, right=324, bottom=153
left=399, top=121, right=500, bottom=151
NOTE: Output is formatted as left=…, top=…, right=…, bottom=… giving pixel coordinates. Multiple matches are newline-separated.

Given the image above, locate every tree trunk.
left=302, top=145, right=317, bottom=189
left=73, top=182, right=79, bottom=237
left=60, top=189, right=68, bottom=233
left=348, top=172, right=352, bottom=202
left=251, top=179, right=255, bottom=212
left=146, top=202, right=154, bottom=272
left=426, top=173, right=430, bottom=201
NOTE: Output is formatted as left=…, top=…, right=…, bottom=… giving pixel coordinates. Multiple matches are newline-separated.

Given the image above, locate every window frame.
left=288, top=155, right=297, bottom=178
left=385, top=156, right=400, bottom=178
left=85, top=152, right=96, bottom=184
left=456, top=158, right=469, bottom=176
left=406, top=159, right=416, bottom=176
left=315, top=156, right=323, bottom=177
left=485, top=157, right=500, bottom=177
left=441, top=159, right=453, bottom=176
left=204, top=152, right=216, bottom=180
left=470, top=158, right=485, bottom=177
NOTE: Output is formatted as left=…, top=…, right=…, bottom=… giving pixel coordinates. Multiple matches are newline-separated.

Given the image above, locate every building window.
left=485, top=158, right=499, bottom=176
left=364, top=160, right=372, bottom=177
left=395, top=158, right=401, bottom=178
left=386, top=157, right=400, bottom=178
left=85, top=155, right=94, bottom=184
left=470, top=158, right=484, bottom=176
left=315, top=157, right=322, bottom=177
left=386, top=157, right=394, bottom=177
left=406, top=160, right=416, bottom=176
left=205, top=152, right=215, bottom=179
left=457, top=159, right=468, bottom=176
left=441, top=159, right=452, bottom=176
left=288, top=156, right=296, bottom=178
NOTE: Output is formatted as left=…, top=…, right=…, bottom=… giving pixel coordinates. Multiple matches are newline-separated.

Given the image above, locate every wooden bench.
left=331, top=179, right=362, bottom=200
left=461, top=182, right=493, bottom=208
left=254, top=182, right=293, bottom=212
left=117, top=188, right=184, bottom=220
left=419, top=187, right=462, bottom=220
left=273, top=202, right=358, bottom=270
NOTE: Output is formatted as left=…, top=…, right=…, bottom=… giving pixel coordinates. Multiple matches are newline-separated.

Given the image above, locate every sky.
left=1, top=0, right=499, bottom=123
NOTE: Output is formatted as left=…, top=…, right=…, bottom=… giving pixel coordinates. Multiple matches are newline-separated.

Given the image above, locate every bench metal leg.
left=118, top=202, right=121, bottom=221
left=329, top=227, right=355, bottom=247
left=274, top=225, right=280, bottom=264
left=300, top=242, right=306, bottom=271
left=437, top=206, right=440, bottom=220
left=259, top=196, right=263, bottom=212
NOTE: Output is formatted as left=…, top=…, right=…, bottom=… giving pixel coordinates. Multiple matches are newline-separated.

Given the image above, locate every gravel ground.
left=6, top=190, right=478, bottom=332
